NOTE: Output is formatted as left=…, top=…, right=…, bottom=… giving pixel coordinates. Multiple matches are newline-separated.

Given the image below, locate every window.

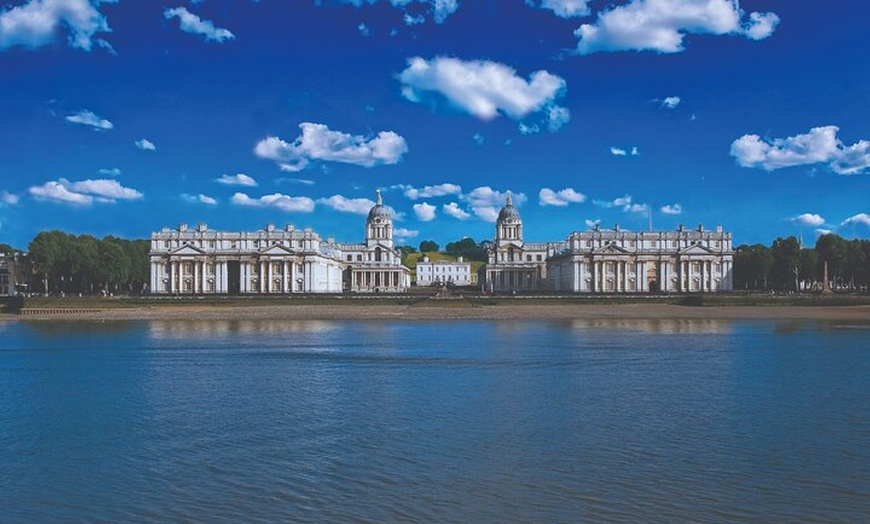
left=357, top=255, right=362, bottom=261
left=347, top=255, right=353, bottom=261
left=536, top=255, right=542, bottom=261
left=526, top=255, right=532, bottom=261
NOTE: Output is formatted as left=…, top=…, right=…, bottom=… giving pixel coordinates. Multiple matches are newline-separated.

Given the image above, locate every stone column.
left=169, top=260, right=176, bottom=294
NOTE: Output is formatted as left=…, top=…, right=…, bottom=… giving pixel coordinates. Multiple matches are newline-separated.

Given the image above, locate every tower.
left=366, top=190, right=393, bottom=249
left=495, top=192, right=523, bottom=247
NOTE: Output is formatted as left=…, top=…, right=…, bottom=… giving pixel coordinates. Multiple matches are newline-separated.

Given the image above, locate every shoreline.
left=4, top=301, right=870, bottom=322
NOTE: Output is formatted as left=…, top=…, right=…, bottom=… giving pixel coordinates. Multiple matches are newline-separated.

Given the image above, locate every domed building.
left=148, top=191, right=410, bottom=295
left=482, top=193, right=558, bottom=293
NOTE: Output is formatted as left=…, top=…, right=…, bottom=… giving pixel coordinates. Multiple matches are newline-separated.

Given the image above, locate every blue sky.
left=1, top=0, right=868, bottom=250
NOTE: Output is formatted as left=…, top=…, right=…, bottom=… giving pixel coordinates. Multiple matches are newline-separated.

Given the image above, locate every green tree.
left=28, top=230, right=72, bottom=294
left=445, top=237, right=488, bottom=261
left=798, top=248, right=818, bottom=291
left=815, top=234, right=849, bottom=289
left=95, top=240, right=131, bottom=293
left=419, top=240, right=439, bottom=253
left=770, top=236, right=802, bottom=291
left=733, top=244, right=772, bottom=290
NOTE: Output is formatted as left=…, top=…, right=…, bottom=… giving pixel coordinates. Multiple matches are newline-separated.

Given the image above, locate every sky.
left=1, top=0, right=868, bottom=250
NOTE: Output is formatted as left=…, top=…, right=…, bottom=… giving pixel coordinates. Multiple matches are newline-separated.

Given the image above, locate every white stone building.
left=482, top=195, right=734, bottom=293
left=149, top=192, right=410, bottom=295
left=547, top=224, right=733, bottom=293
left=416, top=257, right=473, bottom=286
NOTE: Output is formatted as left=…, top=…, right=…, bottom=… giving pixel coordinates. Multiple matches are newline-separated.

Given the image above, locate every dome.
left=497, top=193, right=520, bottom=222
left=367, top=191, right=391, bottom=221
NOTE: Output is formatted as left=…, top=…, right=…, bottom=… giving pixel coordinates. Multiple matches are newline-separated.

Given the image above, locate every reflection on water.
left=570, top=317, right=733, bottom=334
left=147, top=319, right=340, bottom=338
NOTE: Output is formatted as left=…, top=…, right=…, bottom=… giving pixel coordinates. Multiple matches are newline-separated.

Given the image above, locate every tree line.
left=734, top=234, right=870, bottom=292
left=25, top=231, right=150, bottom=295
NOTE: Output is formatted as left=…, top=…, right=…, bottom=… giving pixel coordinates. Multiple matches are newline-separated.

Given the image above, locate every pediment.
left=596, top=244, right=629, bottom=255
left=680, top=244, right=713, bottom=255
left=260, top=245, right=294, bottom=255
left=169, top=244, right=206, bottom=256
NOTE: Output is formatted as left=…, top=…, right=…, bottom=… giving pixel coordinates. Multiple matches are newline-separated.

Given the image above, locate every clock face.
left=374, top=218, right=381, bottom=224
left=505, top=219, right=513, bottom=224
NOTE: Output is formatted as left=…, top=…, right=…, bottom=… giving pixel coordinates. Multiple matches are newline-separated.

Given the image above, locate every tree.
left=419, top=240, right=439, bottom=253
left=445, top=237, right=487, bottom=261
left=733, top=244, right=772, bottom=290
left=28, top=230, right=72, bottom=294
left=798, top=248, right=818, bottom=291
left=770, top=236, right=801, bottom=291
left=815, top=234, right=849, bottom=289
left=95, top=240, right=131, bottom=293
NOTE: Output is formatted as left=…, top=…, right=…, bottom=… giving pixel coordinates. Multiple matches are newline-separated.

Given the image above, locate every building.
left=0, top=252, right=30, bottom=296
left=547, top=224, right=733, bottom=293
left=482, top=195, right=734, bottom=293
left=481, top=193, right=563, bottom=292
left=149, top=192, right=409, bottom=295
left=416, top=256, right=474, bottom=286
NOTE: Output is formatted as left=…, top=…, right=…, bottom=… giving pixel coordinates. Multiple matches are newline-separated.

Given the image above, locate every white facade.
left=149, top=192, right=410, bottom=295
left=547, top=224, right=733, bottom=293
left=483, top=195, right=734, bottom=294
left=416, top=257, right=473, bottom=286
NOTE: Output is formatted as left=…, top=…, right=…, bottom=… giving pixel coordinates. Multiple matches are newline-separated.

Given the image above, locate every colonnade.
left=350, top=268, right=406, bottom=292
left=152, top=257, right=323, bottom=294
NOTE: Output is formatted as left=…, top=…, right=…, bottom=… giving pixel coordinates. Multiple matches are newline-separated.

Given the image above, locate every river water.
left=1, top=318, right=868, bottom=522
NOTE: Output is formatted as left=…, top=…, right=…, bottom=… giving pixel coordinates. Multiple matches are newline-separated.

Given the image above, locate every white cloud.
left=529, top=0, right=591, bottom=18
left=661, top=204, right=683, bottom=215
left=398, top=56, right=569, bottom=131
left=519, top=123, right=540, bottom=135
left=462, top=186, right=526, bottom=223
left=394, top=228, right=419, bottom=238
left=610, top=147, right=627, bottom=156
left=0, top=0, right=114, bottom=51
left=135, top=138, right=156, bottom=151
left=29, top=178, right=142, bottom=205
left=402, top=183, right=462, bottom=200
left=841, top=213, right=870, bottom=228
left=65, top=109, right=112, bottom=130
left=815, top=228, right=834, bottom=237
left=337, top=0, right=458, bottom=24
left=585, top=219, right=601, bottom=229
left=254, top=122, right=408, bottom=171
left=413, top=202, right=437, bottom=221
left=730, top=125, right=870, bottom=175
left=182, top=193, right=218, bottom=205
left=164, top=7, right=234, bottom=42
left=231, top=192, right=315, bottom=213
left=662, top=96, right=681, bottom=109
left=539, top=187, right=586, bottom=206
left=404, top=13, right=425, bottom=25
left=472, top=133, right=484, bottom=146
left=216, top=173, right=258, bottom=187
left=317, top=194, right=376, bottom=215
left=443, top=202, right=471, bottom=220
left=574, top=0, right=780, bottom=55
left=1, top=190, right=19, bottom=205
left=97, top=167, right=121, bottom=176
left=595, top=194, right=648, bottom=214
left=357, top=23, right=370, bottom=36
left=792, top=213, right=825, bottom=227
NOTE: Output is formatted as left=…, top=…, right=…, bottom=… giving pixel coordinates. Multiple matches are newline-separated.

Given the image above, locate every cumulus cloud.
left=730, top=126, right=870, bottom=175
left=316, top=194, right=377, bottom=215
left=29, top=178, right=142, bottom=205
left=97, top=167, right=121, bottom=176
left=216, top=173, right=258, bottom=187
left=231, top=192, right=315, bottom=213
left=443, top=202, right=471, bottom=220
left=0, top=0, right=115, bottom=51
left=401, top=183, right=462, bottom=200
left=135, top=138, right=156, bottom=151
left=164, top=7, right=234, bottom=42
left=662, top=96, right=681, bottom=109
left=182, top=193, right=218, bottom=205
left=413, top=202, right=436, bottom=221
left=791, top=213, right=825, bottom=227
left=595, top=194, right=648, bottom=214
left=398, top=56, right=569, bottom=131
left=529, top=0, right=591, bottom=18
left=660, top=204, right=683, bottom=215
left=1, top=190, right=19, bottom=205
left=841, top=213, right=870, bottom=228
left=461, top=186, right=526, bottom=223
left=394, top=228, right=419, bottom=238
left=574, top=0, right=780, bottom=55
left=65, top=109, right=112, bottom=130
left=336, top=0, right=458, bottom=24
left=539, top=187, right=586, bottom=206
left=255, top=123, right=408, bottom=172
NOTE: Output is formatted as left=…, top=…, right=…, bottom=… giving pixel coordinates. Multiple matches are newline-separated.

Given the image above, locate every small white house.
left=416, top=257, right=473, bottom=286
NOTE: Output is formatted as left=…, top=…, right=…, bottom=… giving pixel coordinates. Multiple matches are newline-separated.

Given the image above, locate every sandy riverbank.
left=5, top=302, right=870, bottom=322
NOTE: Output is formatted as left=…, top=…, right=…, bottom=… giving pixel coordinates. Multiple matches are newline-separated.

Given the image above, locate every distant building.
left=0, top=252, right=30, bottom=296
left=149, top=192, right=410, bottom=294
left=481, top=194, right=734, bottom=293
left=416, top=256, right=473, bottom=286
